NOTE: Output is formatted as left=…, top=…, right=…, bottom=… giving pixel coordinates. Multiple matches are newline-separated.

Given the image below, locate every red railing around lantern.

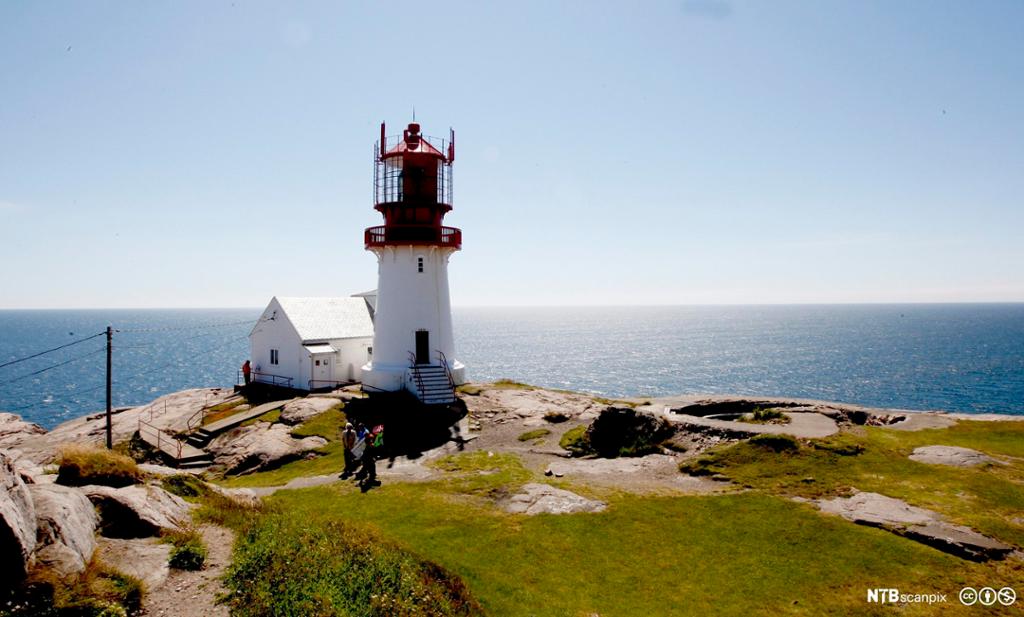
left=365, top=225, right=462, bottom=249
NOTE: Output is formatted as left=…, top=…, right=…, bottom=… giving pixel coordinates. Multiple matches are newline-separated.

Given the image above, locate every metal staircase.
left=409, top=362, right=456, bottom=405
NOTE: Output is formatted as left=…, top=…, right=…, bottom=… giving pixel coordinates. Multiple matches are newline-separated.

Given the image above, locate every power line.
left=119, top=319, right=255, bottom=333
left=0, top=331, right=106, bottom=370
left=2, top=346, right=106, bottom=386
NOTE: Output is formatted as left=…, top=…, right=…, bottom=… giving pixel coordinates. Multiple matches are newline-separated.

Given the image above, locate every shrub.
left=543, top=411, right=570, bottom=423
left=160, top=473, right=209, bottom=499
left=223, top=513, right=483, bottom=616
left=586, top=407, right=675, bottom=458
left=743, top=407, right=790, bottom=424
left=163, top=527, right=207, bottom=570
left=56, top=445, right=141, bottom=488
left=559, top=425, right=592, bottom=456
left=517, top=428, right=551, bottom=442
left=748, top=434, right=800, bottom=452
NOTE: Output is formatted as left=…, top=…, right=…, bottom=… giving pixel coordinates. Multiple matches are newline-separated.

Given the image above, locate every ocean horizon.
left=1, top=303, right=1022, bottom=429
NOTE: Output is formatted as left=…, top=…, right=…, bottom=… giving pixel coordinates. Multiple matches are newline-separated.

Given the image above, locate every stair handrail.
left=138, top=418, right=184, bottom=460
left=436, top=350, right=456, bottom=391
left=185, top=393, right=215, bottom=433
left=407, top=350, right=426, bottom=398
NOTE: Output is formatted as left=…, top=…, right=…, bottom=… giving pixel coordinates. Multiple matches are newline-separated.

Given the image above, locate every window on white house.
left=270, top=349, right=279, bottom=365
left=417, top=257, right=424, bottom=273
left=367, top=346, right=373, bottom=358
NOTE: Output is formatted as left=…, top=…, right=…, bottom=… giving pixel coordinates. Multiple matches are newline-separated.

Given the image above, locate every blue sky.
left=1, top=0, right=1022, bottom=308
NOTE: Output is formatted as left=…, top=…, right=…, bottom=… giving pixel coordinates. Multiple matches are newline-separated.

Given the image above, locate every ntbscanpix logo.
left=867, top=589, right=899, bottom=603
left=866, top=588, right=947, bottom=605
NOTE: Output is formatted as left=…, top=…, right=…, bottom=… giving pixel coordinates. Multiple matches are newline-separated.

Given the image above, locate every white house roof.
left=274, top=297, right=374, bottom=341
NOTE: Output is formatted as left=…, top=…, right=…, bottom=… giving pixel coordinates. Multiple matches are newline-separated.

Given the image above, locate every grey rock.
left=505, top=483, right=606, bottom=515
left=818, top=492, right=1013, bottom=561
left=83, top=484, right=192, bottom=538
left=278, top=397, right=339, bottom=426
left=0, top=414, right=46, bottom=450
left=207, top=423, right=327, bottom=475
left=30, top=483, right=99, bottom=576
left=909, top=445, right=1000, bottom=468
left=97, top=536, right=171, bottom=590
left=0, top=450, right=37, bottom=579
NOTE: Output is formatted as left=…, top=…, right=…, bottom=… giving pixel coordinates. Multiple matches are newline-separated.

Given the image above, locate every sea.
left=1, top=304, right=1023, bottom=430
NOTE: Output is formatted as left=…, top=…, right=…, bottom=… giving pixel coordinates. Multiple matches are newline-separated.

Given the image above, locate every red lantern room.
left=365, top=122, right=462, bottom=250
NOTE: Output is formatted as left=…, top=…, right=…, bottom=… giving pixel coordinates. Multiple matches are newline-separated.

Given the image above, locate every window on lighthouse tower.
left=417, top=257, right=424, bottom=273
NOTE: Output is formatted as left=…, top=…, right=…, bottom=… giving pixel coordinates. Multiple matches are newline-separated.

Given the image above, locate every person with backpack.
left=359, top=424, right=384, bottom=490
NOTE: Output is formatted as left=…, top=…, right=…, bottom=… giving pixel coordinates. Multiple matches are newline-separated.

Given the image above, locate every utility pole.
left=105, top=326, right=113, bottom=449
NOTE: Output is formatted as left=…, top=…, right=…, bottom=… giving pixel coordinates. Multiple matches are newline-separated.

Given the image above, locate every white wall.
left=330, top=336, right=373, bottom=382
left=249, top=298, right=305, bottom=389
left=362, top=245, right=465, bottom=392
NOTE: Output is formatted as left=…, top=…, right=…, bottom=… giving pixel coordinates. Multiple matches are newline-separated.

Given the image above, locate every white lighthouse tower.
left=360, top=121, right=466, bottom=404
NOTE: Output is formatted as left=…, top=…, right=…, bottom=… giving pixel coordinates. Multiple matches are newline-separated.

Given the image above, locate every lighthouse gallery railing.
left=364, top=225, right=461, bottom=249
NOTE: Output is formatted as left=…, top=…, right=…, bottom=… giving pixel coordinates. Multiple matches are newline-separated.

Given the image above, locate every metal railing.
left=437, top=350, right=456, bottom=391
left=138, top=418, right=184, bottom=460
left=251, top=371, right=294, bottom=388
left=407, top=351, right=426, bottom=397
left=308, top=379, right=351, bottom=391
left=364, top=225, right=462, bottom=249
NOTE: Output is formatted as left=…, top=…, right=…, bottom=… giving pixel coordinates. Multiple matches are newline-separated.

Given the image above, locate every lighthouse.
left=360, top=121, right=465, bottom=404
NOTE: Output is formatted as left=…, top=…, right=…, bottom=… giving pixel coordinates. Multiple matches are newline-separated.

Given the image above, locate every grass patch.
left=216, top=408, right=350, bottom=488
left=160, top=473, right=208, bottom=499
left=256, top=483, right=1012, bottom=617
left=680, top=422, right=1024, bottom=547
left=491, top=379, right=534, bottom=390
left=430, top=450, right=532, bottom=497
left=162, top=528, right=207, bottom=571
left=200, top=398, right=249, bottom=426
left=289, top=406, right=346, bottom=440
left=222, top=507, right=483, bottom=617
left=559, top=425, right=592, bottom=456
left=517, top=428, right=551, bottom=442
left=9, top=557, right=145, bottom=616
left=56, top=445, right=141, bottom=488
left=748, top=433, right=800, bottom=452
left=456, top=384, right=483, bottom=396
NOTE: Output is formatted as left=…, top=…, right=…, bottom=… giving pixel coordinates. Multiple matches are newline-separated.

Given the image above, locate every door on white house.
left=312, top=355, right=333, bottom=387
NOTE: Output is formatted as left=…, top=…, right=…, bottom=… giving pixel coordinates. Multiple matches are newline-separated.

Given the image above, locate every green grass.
left=222, top=506, right=482, bottom=617
left=680, top=421, right=1024, bottom=547
left=201, top=397, right=249, bottom=426
left=55, top=445, right=141, bottom=488
left=289, top=406, right=346, bottom=440
left=217, top=408, right=348, bottom=488
left=256, top=481, right=1015, bottom=617
left=456, top=384, right=484, bottom=396
left=429, top=450, right=532, bottom=497
left=517, top=428, right=551, bottom=442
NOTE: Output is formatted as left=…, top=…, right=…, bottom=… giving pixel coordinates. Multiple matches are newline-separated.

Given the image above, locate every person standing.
left=341, top=422, right=358, bottom=478
left=241, top=359, right=251, bottom=386
left=359, top=424, right=384, bottom=490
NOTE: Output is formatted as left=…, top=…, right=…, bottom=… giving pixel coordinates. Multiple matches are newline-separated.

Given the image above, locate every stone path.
left=140, top=524, right=234, bottom=617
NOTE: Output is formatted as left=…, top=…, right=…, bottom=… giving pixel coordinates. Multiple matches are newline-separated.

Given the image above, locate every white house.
left=249, top=294, right=375, bottom=390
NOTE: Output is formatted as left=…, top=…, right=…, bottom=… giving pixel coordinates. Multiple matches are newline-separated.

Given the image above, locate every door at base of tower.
left=415, top=330, right=430, bottom=364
